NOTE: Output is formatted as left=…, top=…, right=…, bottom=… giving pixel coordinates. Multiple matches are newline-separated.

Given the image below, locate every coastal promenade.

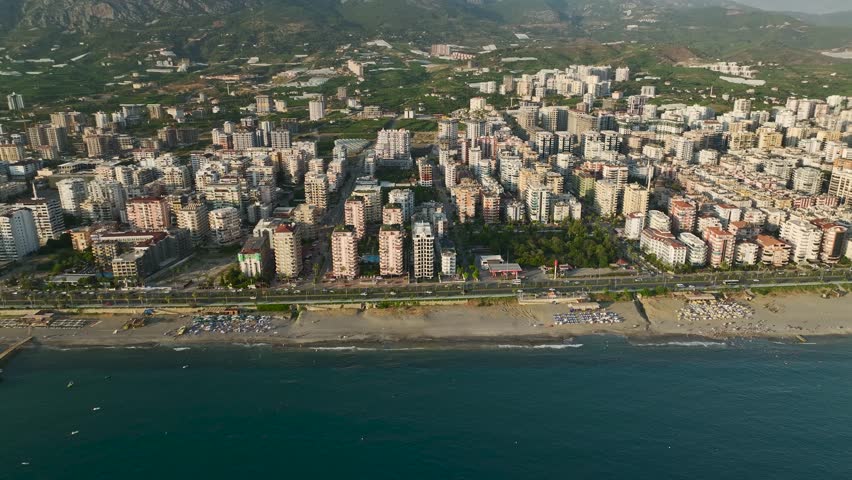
left=0, top=269, right=848, bottom=310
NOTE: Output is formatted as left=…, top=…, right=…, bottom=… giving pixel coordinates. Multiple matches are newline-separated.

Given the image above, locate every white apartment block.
left=780, top=219, right=823, bottom=264
left=0, top=208, right=39, bottom=261
left=640, top=228, right=687, bottom=267
left=208, top=207, right=242, bottom=245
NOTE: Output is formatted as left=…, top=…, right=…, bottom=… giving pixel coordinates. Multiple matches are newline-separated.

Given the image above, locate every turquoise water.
left=2, top=337, right=852, bottom=479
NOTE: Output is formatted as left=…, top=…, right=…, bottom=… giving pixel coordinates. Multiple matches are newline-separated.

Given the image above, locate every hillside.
left=0, top=0, right=850, bottom=109
left=1, top=0, right=850, bottom=57
left=787, top=10, right=852, bottom=27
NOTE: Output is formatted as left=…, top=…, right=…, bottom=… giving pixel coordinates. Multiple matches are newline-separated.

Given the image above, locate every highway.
left=1, top=268, right=849, bottom=310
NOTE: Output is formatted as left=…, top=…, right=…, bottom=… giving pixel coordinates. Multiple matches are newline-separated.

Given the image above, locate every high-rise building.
left=331, top=226, right=359, bottom=279
left=828, top=159, right=852, bottom=202
left=255, top=95, right=272, bottom=114
left=344, top=195, right=367, bottom=240
left=208, top=207, right=242, bottom=245
left=756, top=235, right=792, bottom=267
left=482, top=193, right=501, bottom=224
left=412, top=222, right=435, bottom=280
left=347, top=60, right=365, bottom=78
left=669, top=200, right=697, bottom=233
left=175, top=200, right=209, bottom=245
left=622, top=183, right=650, bottom=216
left=232, top=130, right=257, bottom=151
left=0, top=143, right=25, bottom=161
left=792, top=167, right=824, bottom=195
left=379, top=225, right=405, bottom=276
left=375, top=129, right=412, bottom=168
left=270, top=129, right=292, bottom=149
left=293, top=203, right=321, bottom=240
left=452, top=179, right=481, bottom=223
left=780, top=218, right=823, bottom=264
left=526, top=184, right=553, bottom=223
left=6, top=92, right=24, bottom=111
left=308, top=96, right=326, bottom=121
left=0, top=208, right=39, bottom=261
left=126, top=197, right=171, bottom=230
left=624, top=212, right=645, bottom=240
left=388, top=189, right=415, bottom=222
left=161, top=165, right=192, bottom=192
left=813, top=221, right=847, bottom=264
left=352, top=185, right=382, bottom=223
left=57, top=178, right=88, bottom=216
left=304, top=172, right=329, bottom=213
left=648, top=210, right=672, bottom=232
left=13, top=197, right=65, bottom=246
left=383, top=204, right=404, bottom=226
left=417, top=158, right=434, bottom=187
left=703, top=227, right=735, bottom=268
left=438, top=118, right=459, bottom=148
left=678, top=232, right=707, bottom=266
left=594, top=179, right=619, bottom=217
left=272, top=224, right=302, bottom=279
left=640, top=228, right=687, bottom=267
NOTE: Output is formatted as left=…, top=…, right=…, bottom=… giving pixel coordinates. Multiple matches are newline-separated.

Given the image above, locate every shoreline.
left=1, top=291, right=850, bottom=353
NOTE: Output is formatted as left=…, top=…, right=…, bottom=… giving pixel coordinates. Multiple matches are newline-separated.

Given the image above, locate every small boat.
left=66, top=381, right=74, bottom=389
left=92, top=407, right=101, bottom=412
left=181, top=365, right=189, bottom=369
left=70, top=431, right=79, bottom=436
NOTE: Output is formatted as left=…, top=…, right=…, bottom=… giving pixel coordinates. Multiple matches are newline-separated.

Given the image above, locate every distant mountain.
left=0, top=0, right=257, bottom=31
left=786, top=10, right=852, bottom=27
left=0, top=0, right=849, bottom=62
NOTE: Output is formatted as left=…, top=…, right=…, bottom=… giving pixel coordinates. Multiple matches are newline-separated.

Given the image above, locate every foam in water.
left=498, top=344, right=583, bottom=350
left=633, top=341, right=727, bottom=348
left=311, top=346, right=379, bottom=352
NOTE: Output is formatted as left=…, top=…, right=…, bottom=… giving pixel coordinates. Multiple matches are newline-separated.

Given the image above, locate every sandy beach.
left=1, top=293, right=851, bottom=350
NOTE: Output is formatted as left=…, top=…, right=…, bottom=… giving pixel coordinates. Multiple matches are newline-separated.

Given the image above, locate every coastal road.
left=1, top=269, right=849, bottom=309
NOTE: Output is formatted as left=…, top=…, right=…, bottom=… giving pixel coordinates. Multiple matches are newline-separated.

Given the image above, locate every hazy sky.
left=733, top=0, right=850, bottom=14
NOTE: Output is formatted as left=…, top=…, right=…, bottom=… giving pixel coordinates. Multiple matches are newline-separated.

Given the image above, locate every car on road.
left=360, top=292, right=368, bottom=297
left=425, top=291, right=433, bottom=295
left=676, top=283, right=686, bottom=288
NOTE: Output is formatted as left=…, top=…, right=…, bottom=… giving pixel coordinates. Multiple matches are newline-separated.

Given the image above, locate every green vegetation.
left=219, top=265, right=255, bottom=289
left=457, top=220, right=618, bottom=269
left=375, top=167, right=416, bottom=184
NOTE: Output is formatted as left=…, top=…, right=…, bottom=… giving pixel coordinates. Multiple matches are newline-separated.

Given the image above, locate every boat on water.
left=66, top=381, right=74, bottom=388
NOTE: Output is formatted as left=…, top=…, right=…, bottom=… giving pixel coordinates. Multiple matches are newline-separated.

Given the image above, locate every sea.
left=2, top=336, right=852, bottom=479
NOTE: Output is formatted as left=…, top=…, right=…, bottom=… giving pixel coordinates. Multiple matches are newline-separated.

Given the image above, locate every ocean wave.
left=633, top=341, right=727, bottom=348
left=311, top=346, right=378, bottom=352
left=173, top=347, right=191, bottom=352
left=498, top=344, right=583, bottom=350
left=41, top=345, right=154, bottom=351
